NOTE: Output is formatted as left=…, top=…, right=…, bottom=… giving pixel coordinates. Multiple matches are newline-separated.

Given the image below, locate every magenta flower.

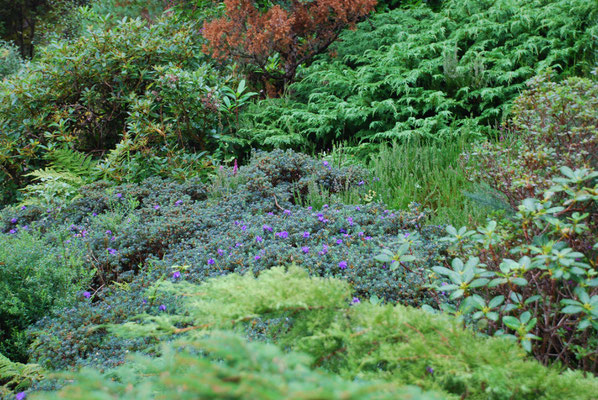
left=283, top=209, right=291, bottom=216
left=263, top=224, right=273, bottom=232
left=358, top=180, right=365, bottom=186
left=116, top=193, right=122, bottom=198
left=8, top=229, right=16, bottom=234
left=16, top=392, right=26, bottom=400
left=347, top=217, right=353, bottom=226
left=254, top=255, right=261, bottom=261
left=323, top=161, right=329, bottom=167
left=302, top=246, right=309, bottom=254
left=339, top=261, right=348, bottom=269
left=105, top=230, right=112, bottom=235
left=241, top=225, right=247, bottom=231
left=83, top=291, right=91, bottom=299
left=355, top=206, right=361, bottom=211
left=10, top=218, right=17, bottom=224
left=351, top=297, right=360, bottom=304
left=256, top=236, right=263, bottom=243
left=217, top=248, right=225, bottom=256
left=172, top=271, right=181, bottom=279
left=207, top=258, right=215, bottom=265
left=175, top=200, right=183, bottom=206
left=302, top=231, right=310, bottom=238
left=276, top=231, right=289, bottom=239
left=159, top=304, right=166, bottom=312
left=154, top=205, right=160, bottom=210
left=108, top=248, right=117, bottom=255
left=21, top=205, right=27, bottom=210
left=336, top=239, right=343, bottom=245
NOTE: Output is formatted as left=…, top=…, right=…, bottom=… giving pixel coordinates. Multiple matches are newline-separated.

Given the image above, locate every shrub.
left=240, top=0, right=598, bottom=150
left=0, top=229, right=92, bottom=362
left=30, top=333, right=442, bottom=400
left=0, top=40, right=22, bottom=78
left=202, top=0, right=377, bottom=94
left=23, top=150, right=445, bottom=371
left=0, top=15, right=228, bottom=205
left=464, top=73, right=598, bottom=208
left=109, top=267, right=598, bottom=400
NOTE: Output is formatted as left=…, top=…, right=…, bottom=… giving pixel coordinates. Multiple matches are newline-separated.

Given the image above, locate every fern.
left=44, top=148, right=96, bottom=181
left=21, top=168, right=84, bottom=207
left=0, top=352, right=42, bottom=393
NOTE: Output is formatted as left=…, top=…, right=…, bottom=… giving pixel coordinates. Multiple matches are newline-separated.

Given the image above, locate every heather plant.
left=240, top=0, right=598, bottom=150
left=0, top=228, right=92, bottom=362
left=105, top=267, right=598, bottom=400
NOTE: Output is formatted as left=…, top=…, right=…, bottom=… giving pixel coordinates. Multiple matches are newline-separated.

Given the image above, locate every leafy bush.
left=202, top=0, right=377, bottom=94
left=0, top=15, right=230, bottom=205
left=22, top=150, right=444, bottom=370
left=0, top=40, right=22, bottom=78
left=110, top=267, right=598, bottom=400
left=464, top=73, right=598, bottom=208
left=0, top=229, right=92, bottom=362
left=31, top=332, right=442, bottom=400
left=241, top=0, right=598, bottom=150
left=434, top=171, right=597, bottom=370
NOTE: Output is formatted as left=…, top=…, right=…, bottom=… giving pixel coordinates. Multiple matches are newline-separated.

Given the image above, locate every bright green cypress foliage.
left=241, top=0, right=598, bottom=150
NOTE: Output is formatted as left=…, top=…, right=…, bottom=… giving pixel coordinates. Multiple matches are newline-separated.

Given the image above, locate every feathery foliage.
left=241, top=0, right=598, bottom=150
left=0, top=353, right=42, bottom=396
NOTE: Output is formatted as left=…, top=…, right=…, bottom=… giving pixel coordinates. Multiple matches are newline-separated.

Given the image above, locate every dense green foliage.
left=1, top=0, right=597, bottom=398
left=241, top=0, right=598, bottom=151
left=432, top=76, right=598, bottom=371
left=0, top=229, right=92, bottom=362
left=98, top=267, right=598, bottom=400
left=0, top=14, right=240, bottom=205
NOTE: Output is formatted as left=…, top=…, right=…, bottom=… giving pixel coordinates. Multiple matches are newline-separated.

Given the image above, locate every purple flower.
left=263, top=224, right=273, bottom=232
left=108, top=248, right=117, bottom=255
left=347, top=217, right=354, bottom=226
left=241, top=225, right=247, bottom=231
left=336, top=239, right=343, bottom=245
left=9, top=229, right=17, bottom=235
left=355, top=206, right=361, bottom=211
left=175, top=200, right=183, bottom=206
left=283, top=209, right=291, bottom=216
left=22, top=225, right=29, bottom=231
left=172, top=271, right=181, bottom=279
left=339, top=261, right=348, bottom=270
left=318, top=244, right=329, bottom=256
left=323, top=161, right=329, bottom=167
left=154, top=205, right=160, bottom=210
left=10, top=218, right=17, bottom=224
left=142, top=299, right=148, bottom=304
left=276, top=231, right=289, bottom=239
left=358, top=180, right=365, bottom=186
left=21, top=205, right=27, bottom=210
left=405, top=232, right=410, bottom=239
left=256, top=235, right=263, bottom=243
left=267, top=212, right=274, bottom=216
left=16, top=392, right=26, bottom=400
left=254, top=255, right=261, bottom=261
left=92, top=212, right=98, bottom=217
left=110, top=236, right=116, bottom=241
left=302, top=231, right=310, bottom=238
left=159, top=304, right=166, bottom=312
left=358, top=231, right=364, bottom=237
left=235, top=242, right=242, bottom=247
left=426, top=366, right=434, bottom=374
left=365, top=236, right=372, bottom=240
left=207, top=258, right=215, bottom=265
left=116, top=193, right=122, bottom=198
left=83, top=291, right=91, bottom=299
left=233, top=159, right=238, bottom=175
left=217, top=248, right=225, bottom=256
left=307, top=206, right=312, bottom=210
left=323, top=204, right=329, bottom=209
left=351, top=297, right=360, bottom=304
left=302, top=246, right=310, bottom=254
left=105, top=230, right=112, bottom=235
left=339, top=228, right=347, bottom=234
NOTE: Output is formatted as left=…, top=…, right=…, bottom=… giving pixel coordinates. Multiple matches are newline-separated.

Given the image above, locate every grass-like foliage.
left=241, top=0, right=598, bottom=151
left=100, top=267, right=598, bottom=400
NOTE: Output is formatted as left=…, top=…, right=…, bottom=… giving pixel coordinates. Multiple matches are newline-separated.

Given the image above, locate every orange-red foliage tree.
left=202, top=0, right=377, bottom=96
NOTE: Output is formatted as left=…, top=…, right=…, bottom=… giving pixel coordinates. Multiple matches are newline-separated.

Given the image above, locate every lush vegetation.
left=1, top=0, right=597, bottom=399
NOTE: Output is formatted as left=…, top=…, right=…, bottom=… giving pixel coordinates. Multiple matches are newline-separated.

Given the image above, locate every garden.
left=0, top=0, right=597, bottom=399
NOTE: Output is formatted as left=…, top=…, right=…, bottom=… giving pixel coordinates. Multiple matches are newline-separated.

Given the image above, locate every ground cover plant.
left=240, top=0, right=598, bottom=151
left=1, top=0, right=598, bottom=398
